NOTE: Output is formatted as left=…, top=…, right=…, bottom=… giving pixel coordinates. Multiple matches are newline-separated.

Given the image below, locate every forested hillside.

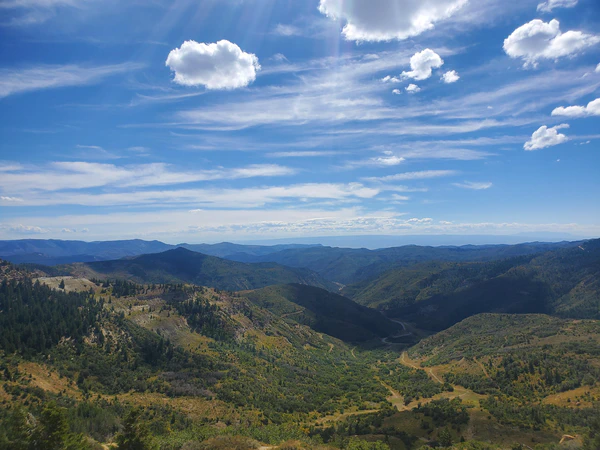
left=407, top=314, right=600, bottom=439
left=345, top=239, right=600, bottom=331
left=244, top=284, right=399, bottom=342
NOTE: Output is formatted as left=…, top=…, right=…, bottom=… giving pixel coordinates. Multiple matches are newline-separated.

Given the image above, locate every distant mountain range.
left=65, top=247, right=337, bottom=292
left=0, top=239, right=320, bottom=266
left=236, top=233, right=588, bottom=248
left=229, top=240, right=582, bottom=284
left=0, top=238, right=583, bottom=286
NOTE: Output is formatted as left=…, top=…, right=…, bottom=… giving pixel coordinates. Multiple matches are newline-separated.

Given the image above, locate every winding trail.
left=400, top=352, right=421, bottom=370
left=381, top=318, right=412, bottom=344
left=473, top=357, right=493, bottom=380
left=428, top=368, right=443, bottom=384
left=397, top=352, right=484, bottom=411
left=281, top=310, right=303, bottom=319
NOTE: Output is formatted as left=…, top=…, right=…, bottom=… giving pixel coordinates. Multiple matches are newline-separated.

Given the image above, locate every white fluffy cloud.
left=402, top=49, right=444, bottom=80
left=504, top=19, right=600, bottom=67
left=524, top=124, right=569, bottom=150
left=537, top=0, right=578, bottom=12
left=317, top=0, right=468, bottom=42
left=441, top=70, right=460, bottom=83
left=405, top=84, right=421, bottom=94
left=166, top=40, right=260, bottom=90
left=552, top=98, right=600, bottom=117
left=381, top=75, right=401, bottom=83
left=392, top=89, right=402, bottom=95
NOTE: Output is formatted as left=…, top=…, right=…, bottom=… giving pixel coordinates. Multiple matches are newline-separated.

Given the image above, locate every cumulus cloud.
left=317, top=0, right=468, bottom=42
left=392, top=89, right=402, bottom=95
left=524, top=124, right=569, bottom=150
left=9, top=224, right=48, bottom=234
left=551, top=105, right=586, bottom=117
left=537, top=0, right=578, bottom=12
left=453, top=181, right=493, bottom=190
left=552, top=98, right=600, bottom=117
left=405, top=84, right=421, bottom=94
left=401, top=49, right=444, bottom=80
left=441, top=70, right=460, bottom=83
left=381, top=75, right=401, bottom=83
left=372, top=155, right=405, bottom=166
left=166, top=40, right=260, bottom=90
left=503, top=19, right=600, bottom=67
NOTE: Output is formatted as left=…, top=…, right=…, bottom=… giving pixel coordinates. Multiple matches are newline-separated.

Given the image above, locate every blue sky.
left=0, top=0, right=599, bottom=243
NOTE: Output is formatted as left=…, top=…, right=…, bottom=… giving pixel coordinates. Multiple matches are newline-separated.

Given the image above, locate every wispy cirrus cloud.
left=342, top=154, right=405, bottom=170
left=159, top=52, right=597, bottom=148
left=453, top=181, right=493, bottom=190
left=268, top=151, right=344, bottom=158
left=0, top=182, right=384, bottom=208
left=272, top=23, right=302, bottom=37
left=0, top=63, right=143, bottom=99
left=0, top=161, right=297, bottom=193
left=3, top=209, right=597, bottom=241
left=0, top=0, right=87, bottom=25
left=537, top=0, right=578, bottom=12
left=363, top=170, right=459, bottom=183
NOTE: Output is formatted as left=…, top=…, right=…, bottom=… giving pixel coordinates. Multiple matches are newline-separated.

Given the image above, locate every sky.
left=0, top=0, right=599, bottom=243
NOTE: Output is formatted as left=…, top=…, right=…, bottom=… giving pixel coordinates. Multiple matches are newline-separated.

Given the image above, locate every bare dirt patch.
left=35, top=276, right=98, bottom=293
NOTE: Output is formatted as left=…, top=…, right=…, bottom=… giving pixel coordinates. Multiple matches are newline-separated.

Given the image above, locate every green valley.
left=1, top=240, right=600, bottom=449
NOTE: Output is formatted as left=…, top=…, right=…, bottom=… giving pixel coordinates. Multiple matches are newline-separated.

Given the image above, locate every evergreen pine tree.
left=115, top=409, right=153, bottom=450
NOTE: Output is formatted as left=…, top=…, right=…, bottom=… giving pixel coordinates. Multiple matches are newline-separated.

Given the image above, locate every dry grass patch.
left=18, top=361, right=81, bottom=398
left=543, top=386, right=600, bottom=408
